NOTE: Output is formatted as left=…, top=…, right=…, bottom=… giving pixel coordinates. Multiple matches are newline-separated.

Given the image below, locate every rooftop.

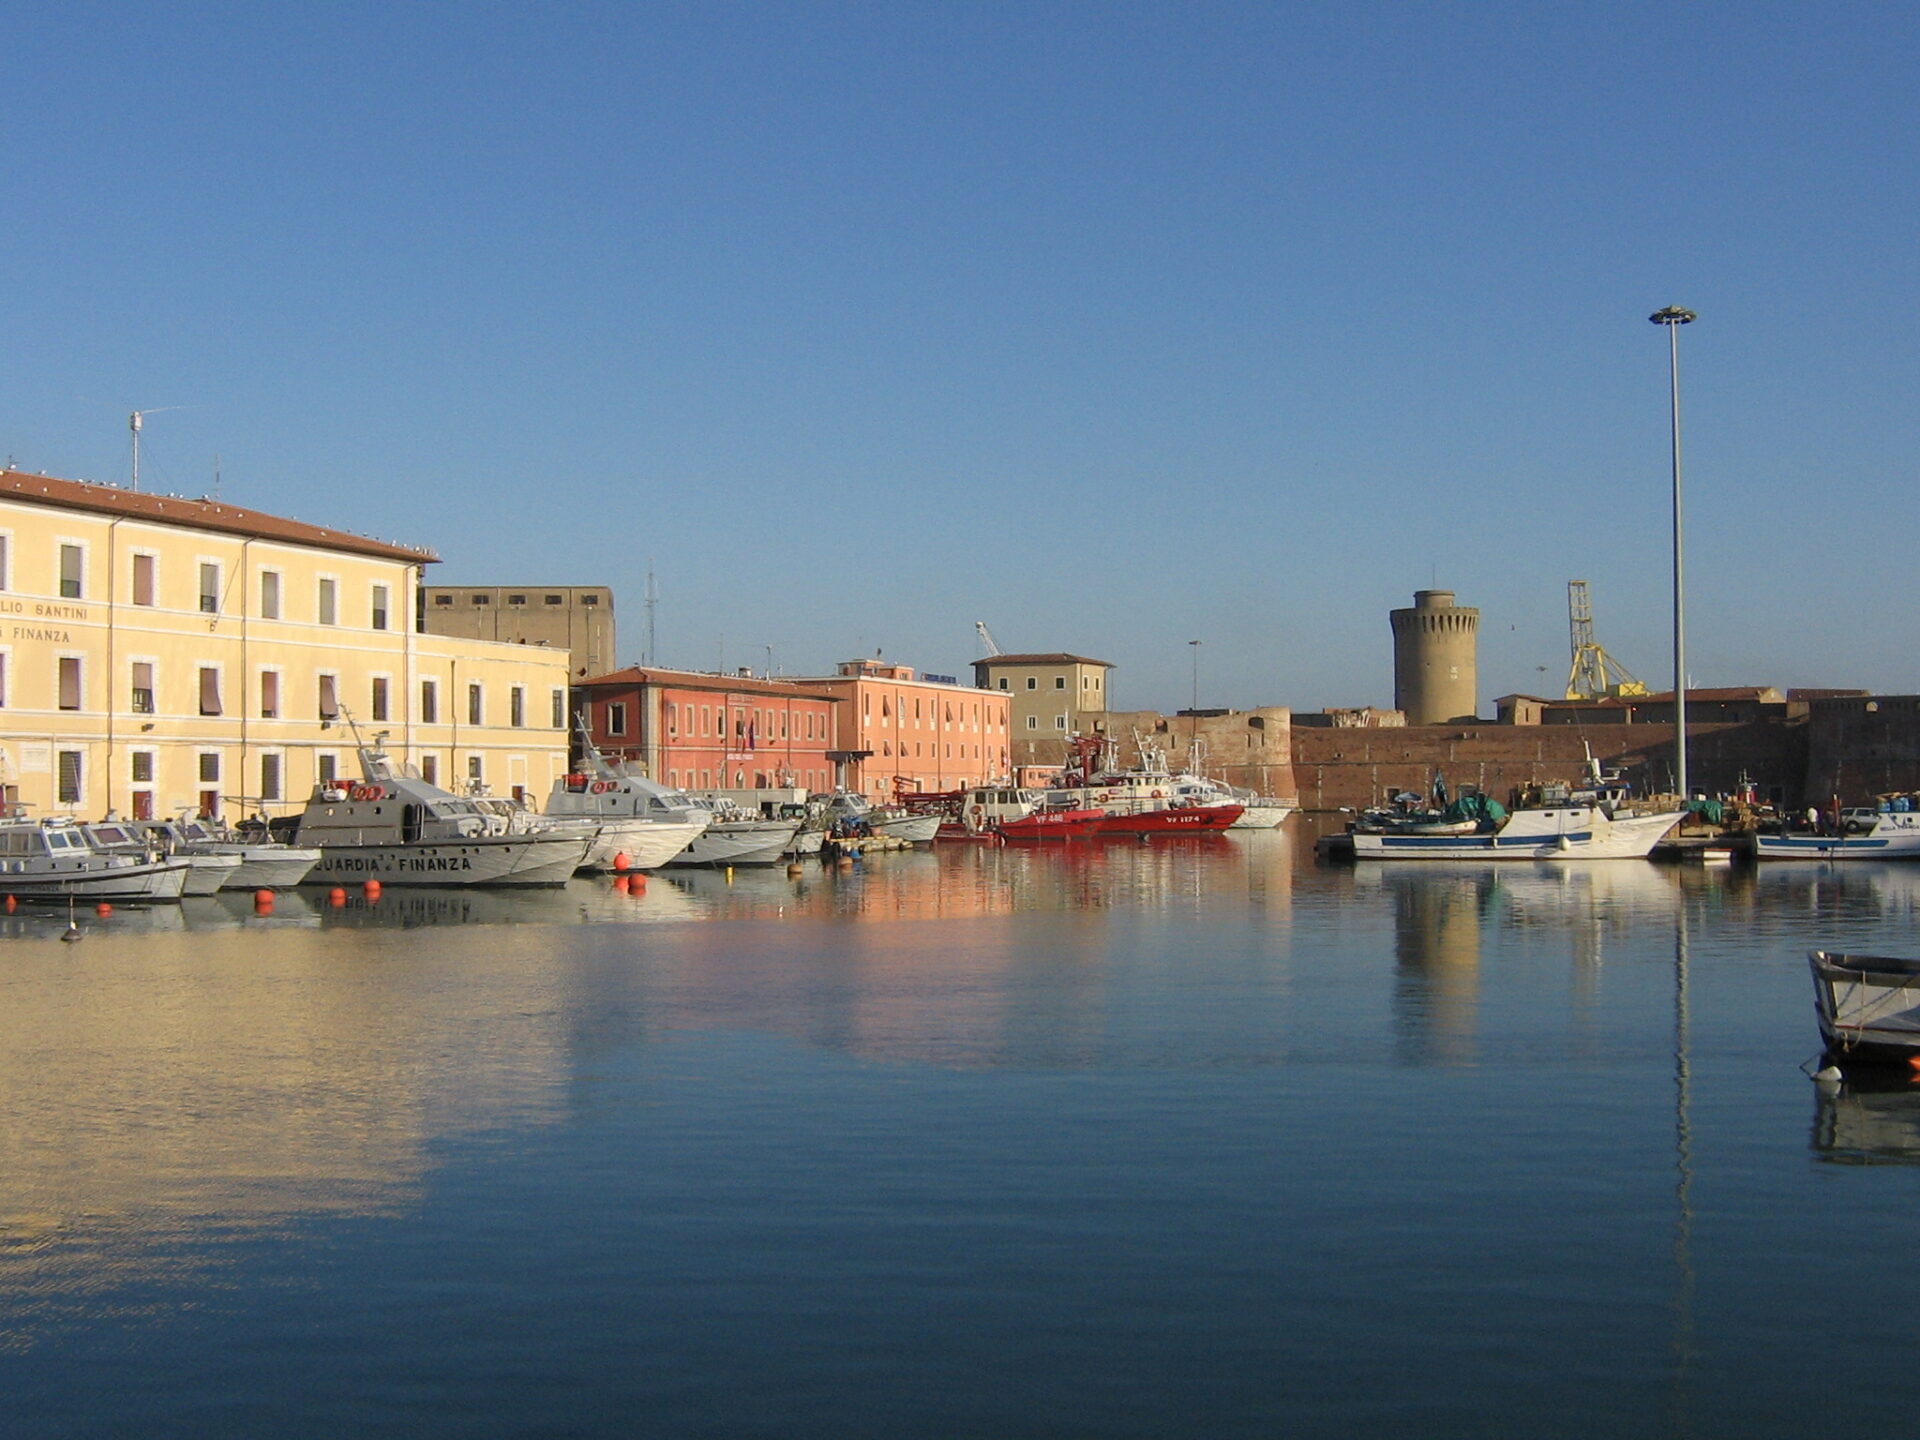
left=0, top=468, right=438, bottom=564
left=973, top=652, right=1113, bottom=668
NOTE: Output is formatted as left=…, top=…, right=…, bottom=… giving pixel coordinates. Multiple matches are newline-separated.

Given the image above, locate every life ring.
left=968, top=805, right=985, bottom=820
left=350, top=784, right=383, bottom=803
left=590, top=780, right=613, bottom=794
left=1151, top=789, right=1165, bottom=799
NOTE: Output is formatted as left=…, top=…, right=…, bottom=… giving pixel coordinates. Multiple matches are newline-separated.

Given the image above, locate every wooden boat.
left=1810, top=950, right=1920, bottom=1062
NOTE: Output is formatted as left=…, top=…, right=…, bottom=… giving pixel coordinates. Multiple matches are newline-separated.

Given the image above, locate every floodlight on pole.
left=1650, top=305, right=1696, bottom=802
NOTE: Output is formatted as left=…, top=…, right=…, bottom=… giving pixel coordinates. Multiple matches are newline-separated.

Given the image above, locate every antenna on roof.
left=127, top=406, right=200, bottom=491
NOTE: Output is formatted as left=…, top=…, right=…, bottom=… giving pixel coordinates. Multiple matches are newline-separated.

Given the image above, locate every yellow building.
left=970, top=651, right=1113, bottom=770
left=0, top=468, right=572, bottom=819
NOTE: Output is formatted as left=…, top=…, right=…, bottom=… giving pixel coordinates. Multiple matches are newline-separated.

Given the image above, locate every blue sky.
left=5, top=2, right=1915, bottom=712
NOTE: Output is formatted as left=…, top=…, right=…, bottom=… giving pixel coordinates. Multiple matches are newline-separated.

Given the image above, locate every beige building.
left=420, top=585, right=615, bottom=679
left=0, top=468, right=573, bottom=819
left=971, top=652, right=1114, bottom=769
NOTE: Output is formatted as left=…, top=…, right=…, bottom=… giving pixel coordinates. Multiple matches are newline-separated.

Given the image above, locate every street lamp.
left=1188, top=640, right=1202, bottom=713
left=1650, top=304, right=1696, bottom=803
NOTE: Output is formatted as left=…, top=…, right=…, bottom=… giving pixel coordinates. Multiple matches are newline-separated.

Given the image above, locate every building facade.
left=421, top=584, right=615, bottom=679
left=801, top=658, right=1013, bottom=801
left=576, top=667, right=841, bottom=793
left=971, top=652, right=1113, bottom=770
left=0, top=468, right=572, bottom=818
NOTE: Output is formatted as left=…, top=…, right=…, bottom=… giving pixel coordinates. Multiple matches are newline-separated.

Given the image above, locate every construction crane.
left=1564, top=580, right=1648, bottom=700
left=975, top=621, right=1003, bottom=657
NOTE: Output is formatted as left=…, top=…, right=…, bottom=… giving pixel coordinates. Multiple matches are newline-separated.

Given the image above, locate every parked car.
left=1841, top=807, right=1881, bottom=834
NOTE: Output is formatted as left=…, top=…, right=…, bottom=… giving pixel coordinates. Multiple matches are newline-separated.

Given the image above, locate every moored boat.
left=1810, top=950, right=1920, bottom=1063
left=545, top=744, right=711, bottom=870
left=286, top=744, right=592, bottom=886
left=0, top=816, right=192, bottom=901
left=83, top=820, right=241, bottom=895
left=997, top=806, right=1107, bottom=840
left=142, top=816, right=322, bottom=889
left=1754, top=809, right=1920, bottom=861
left=1350, top=803, right=1682, bottom=860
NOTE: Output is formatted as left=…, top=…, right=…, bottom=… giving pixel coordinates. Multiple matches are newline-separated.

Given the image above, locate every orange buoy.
left=364, top=879, right=382, bottom=897
left=254, top=890, right=274, bottom=910
left=627, top=873, right=646, bottom=892
left=787, top=864, right=804, bottom=878
left=328, top=887, right=348, bottom=906
left=96, top=902, right=112, bottom=915
left=611, top=874, right=629, bottom=892
left=4, top=895, right=14, bottom=912
left=612, top=851, right=630, bottom=873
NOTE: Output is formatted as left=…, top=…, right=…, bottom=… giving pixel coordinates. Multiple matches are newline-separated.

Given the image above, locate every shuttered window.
left=132, top=554, right=155, bottom=606
left=318, top=673, right=339, bottom=720
left=57, top=750, right=82, bottom=804
left=371, top=677, right=389, bottom=721
left=260, top=753, right=282, bottom=801
left=199, top=666, right=222, bottom=716
left=199, top=563, right=220, bottom=614
left=131, top=662, right=155, bottom=714
left=58, top=657, right=82, bottom=710
left=260, top=670, right=279, bottom=718
left=421, top=680, right=438, bottom=723
left=59, top=544, right=83, bottom=599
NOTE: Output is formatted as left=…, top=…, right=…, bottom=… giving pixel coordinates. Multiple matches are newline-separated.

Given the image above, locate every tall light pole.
left=1188, top=640, right=1202, bottom=712
left=1651, top=305, right=1696, bottom=802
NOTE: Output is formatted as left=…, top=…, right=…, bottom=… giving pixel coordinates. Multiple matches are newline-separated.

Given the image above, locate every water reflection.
left=1813, top=1075, right=1920, bottom=1165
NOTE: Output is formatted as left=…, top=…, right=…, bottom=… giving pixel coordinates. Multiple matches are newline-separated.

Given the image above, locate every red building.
left=575, top=667, right=841, bottom=793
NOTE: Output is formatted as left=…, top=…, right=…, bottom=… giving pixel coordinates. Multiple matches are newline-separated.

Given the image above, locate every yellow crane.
left=1564, top=580, right=1648, bottom=700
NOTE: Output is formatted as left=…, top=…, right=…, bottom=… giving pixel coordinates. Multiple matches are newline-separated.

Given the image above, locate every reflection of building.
left=1391, top=589, right=1479, bottom=725
left=575, top=666, right=839, bottom=791
left=420, top=584, right=615, bottom=679
left=793, top=659, right=1012, bottom=801
left=1388, top=871, right=1484, bottom=1066
left=971, top=652, right=1113, bottom=770
left=0, top=468, right=570, bottom=816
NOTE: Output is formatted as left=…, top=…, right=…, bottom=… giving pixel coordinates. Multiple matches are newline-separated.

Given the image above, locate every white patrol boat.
left=83, top=820, right=241, bottom=895
left=288, top=743, right=591, bottom=886
left=139, top=815, right=322, bottom=889
left=543, top=741, right=710, bottom=871
left=0, top=815, right=193, bottom=901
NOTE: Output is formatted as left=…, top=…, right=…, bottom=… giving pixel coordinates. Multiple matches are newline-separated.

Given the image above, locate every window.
left=420, top=754, right=438, bottom=785
left=544, top=594, right=563, bottom=605
left=467, top=755, right=483, bottom=782
left=371, top=676, right=389, bottom=721
left=131, top=662, right=155, bottom=714
left=1025, top=678, right=1036, bottom=690
left=507, top=594, right=527, bottom=606
left=421, top=679, right=438, bottom=723
left=131, top=752, right=154, bottom=783
left=318, top=753, right=337, bottom=784
left=433, top=594, right=452, bottom=606
left=260, top=570, right=281, bottom=619
left=551, top=689, right=565, bottom=729
left=510, top=686, right=525, bottom=727
left=467, top=684, right=483, bottom=725
left=260, top=670, right=280, bottom=718
left=260, top=753, right=282, bottom=801
left=471, top=594, right=490, bottom=606
left=371, top=584, right=389, bottom=631
left=1055, top=715, right=1068, bottom=730
left=198, top=752, right=221, bottom=783
left=198, top=666, right=222, bottom=716
left=317, top=577, right=337, bottom=625
left=998, top=678, right=1009, bottom=690
left=607, top=702, right=627, bottom=736
left=580, top=594, right=600, bottom=606
left=132, top=554, right=156, bottom=606
left=59, top=544, right=83, bottom=599
left=199, top=562, right=220, bottom=614
left=0, top=534, right=8, bottom=588
left=1054, top=676, right=1066, bottom=689
left=318, top=672, right=339, bottom=720
left=1025, top=715, right=1038, bottom=730
left=57, top=750, right=82, bottom=805
left=59, top=656, right=82, bottom=710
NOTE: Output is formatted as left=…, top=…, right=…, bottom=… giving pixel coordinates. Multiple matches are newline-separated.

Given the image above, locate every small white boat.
left=545, top=744, right=711, bottom=870
left=0, top=816, right=192, bottom=901
left=1810, top=950, right=1920, bottom=1062
left=83, top=821, right=241, bottom=895
left=142, top=817, right=322, bottom=889
left=1351, top=804, right=1683, bottom=860
left=1754, top=810, right=1920, bottom=861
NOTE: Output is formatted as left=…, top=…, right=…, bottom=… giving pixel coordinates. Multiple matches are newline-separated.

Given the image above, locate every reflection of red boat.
left=997, top=808, right=1107, bottom=840
left=1094, top=804, right=1243, bottom=835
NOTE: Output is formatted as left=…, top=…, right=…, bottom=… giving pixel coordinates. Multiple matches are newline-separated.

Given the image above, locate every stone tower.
left=1391, top=589, right=1479, bottom=725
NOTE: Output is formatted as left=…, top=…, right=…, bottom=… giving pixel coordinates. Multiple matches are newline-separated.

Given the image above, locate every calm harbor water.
left=6, top=823, right=1920, bottom=1438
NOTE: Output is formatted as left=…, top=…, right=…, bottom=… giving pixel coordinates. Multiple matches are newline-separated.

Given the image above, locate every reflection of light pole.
left=1651, top=305, right=1696, bottom=802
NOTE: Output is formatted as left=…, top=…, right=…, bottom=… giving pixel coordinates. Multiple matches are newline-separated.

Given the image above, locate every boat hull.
left=1094, top=805, right=1243, bottom=835
left=0, top=858, right=193, bottom=901
left=1227, top=801, right=1295, bottom=830
left=211, top=848, right=323, bottom=889
left=1351, top=809, right=1682, bottom=860
left=303, top=834, right=591, bottom=887
left=1755, top=827, right=1920, bottom=861
left=1811, top=950, right=1920, bottom=1062
left=869, top=813, right=942, bottom=844
left=667, top=820, right=803, bottom=867
left=577, top=817, right=705, bottom=871
left=997, top=808, right=1107, bottom=840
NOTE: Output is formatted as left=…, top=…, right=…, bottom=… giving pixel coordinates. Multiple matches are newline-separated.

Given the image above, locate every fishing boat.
left=1046, top=734, right=1243, bottom=834
left=821, top=791, right=941, bottom=844
left=544, top=740, right=712, bottom=870
left=0, top=815, right=192, bottom=901
left=1809, top=950, right=1920, bottom=1063
left=286, top=742, right=592, bottom=886
left=997, top=806, right=1107, bottom=840
left=1350, top=801, right=1681, bottom=860
left=1753, top=809, right=1920, bottom=861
